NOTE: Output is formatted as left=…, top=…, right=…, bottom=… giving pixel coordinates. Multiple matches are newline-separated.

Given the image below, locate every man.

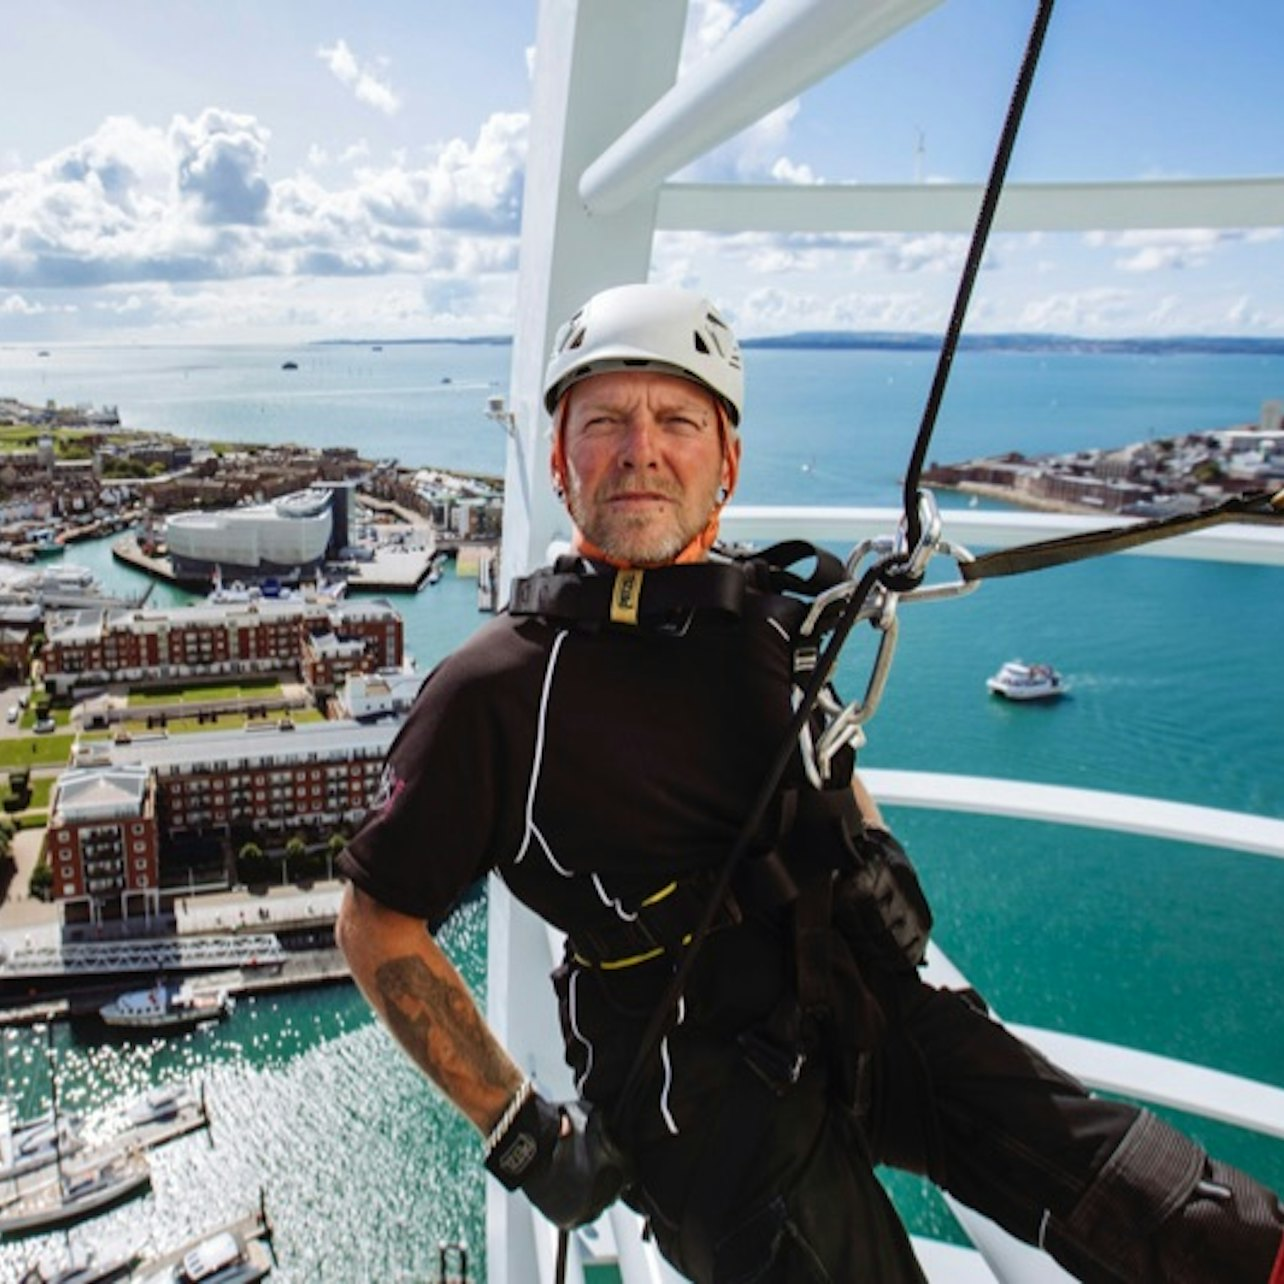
left=337, top=283, right=1284, bottom=1283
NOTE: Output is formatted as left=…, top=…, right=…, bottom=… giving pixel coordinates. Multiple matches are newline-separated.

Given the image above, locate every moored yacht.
left=99, top=981, right=232, bottom=1033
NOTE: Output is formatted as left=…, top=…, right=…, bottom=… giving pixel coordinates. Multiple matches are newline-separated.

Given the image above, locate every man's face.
left=558, top=370, right=736, bottom=567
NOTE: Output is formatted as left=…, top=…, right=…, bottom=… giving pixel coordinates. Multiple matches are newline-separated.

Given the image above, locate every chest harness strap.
left=509, top=544, right=854, bottom=973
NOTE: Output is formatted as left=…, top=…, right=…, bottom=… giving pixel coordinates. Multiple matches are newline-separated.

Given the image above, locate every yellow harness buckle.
left=610, top=569, right=644, bottom=625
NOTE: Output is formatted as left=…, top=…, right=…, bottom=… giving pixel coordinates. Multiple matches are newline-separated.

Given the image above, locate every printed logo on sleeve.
left=369, top=764, right=406, bottom=814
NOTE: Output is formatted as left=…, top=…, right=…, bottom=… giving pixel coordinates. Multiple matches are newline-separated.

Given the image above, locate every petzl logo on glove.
left=496, top=1131, right=539, bottom=1179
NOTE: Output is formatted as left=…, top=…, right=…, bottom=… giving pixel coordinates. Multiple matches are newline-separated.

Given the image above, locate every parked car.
left=5, top=706, right=17, bottom=724
left=33, top=717, right=56, bottom=734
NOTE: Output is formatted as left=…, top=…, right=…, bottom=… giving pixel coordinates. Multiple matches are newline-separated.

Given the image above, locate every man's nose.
left=617, top=413, right=661, bottom=466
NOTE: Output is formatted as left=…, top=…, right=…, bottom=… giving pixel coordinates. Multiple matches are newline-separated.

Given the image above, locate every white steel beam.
left=719, top=505, right=1284, bottom=568
left=1008, top=1026, right=1284, bottom=1143
left=657, top=176, right=1284, bottom=233
left=863, top=769, right=1284, bottom=861
left=579, top=0, right=945, bottom=215
left=500, top=0, right=689, bottom=604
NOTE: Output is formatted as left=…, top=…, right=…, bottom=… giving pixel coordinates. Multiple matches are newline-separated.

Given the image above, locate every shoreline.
left=939, top=480, right=1124, bottom=516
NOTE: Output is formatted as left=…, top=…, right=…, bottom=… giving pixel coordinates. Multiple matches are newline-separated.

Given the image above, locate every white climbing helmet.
left=543, top=283, right=744, bottom=426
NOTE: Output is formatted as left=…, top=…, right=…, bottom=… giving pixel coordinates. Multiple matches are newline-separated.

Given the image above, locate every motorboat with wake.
left=986, top=660, right=1066, bottom=701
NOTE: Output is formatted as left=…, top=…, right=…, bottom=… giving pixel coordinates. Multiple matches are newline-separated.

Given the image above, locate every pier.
left=0, top=881, right=352, bottom=1024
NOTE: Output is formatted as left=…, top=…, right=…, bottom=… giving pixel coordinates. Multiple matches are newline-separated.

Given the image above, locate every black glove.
left=834, top=826, right=933, bottom=970
left=484, top=1087, right=629, bottom=1229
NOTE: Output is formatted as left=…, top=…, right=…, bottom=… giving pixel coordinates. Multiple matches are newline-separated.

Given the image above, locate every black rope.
left=896, top=0, right=1058, bottom=570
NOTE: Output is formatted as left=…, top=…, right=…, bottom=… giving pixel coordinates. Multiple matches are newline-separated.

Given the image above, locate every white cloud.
left=171, top=109, right=272, bottom=226
left=0, top=108, right=527, bottom=296
left=317, top=39, right=401, bottom=116
left=2, top=292, right=44, bottom=315
left=1084, top=227, right=1238, bottom=274
left=1016, top=288, right=1136, bottom=333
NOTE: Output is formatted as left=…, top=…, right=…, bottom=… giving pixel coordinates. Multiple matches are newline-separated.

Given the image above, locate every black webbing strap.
left=961, top=487, right=1284, bottom=582
left=737, top=540, right=849, bottom=599
left=509, top=560, right=748, bottom=624
left=508, top=542, right=849, bottom=628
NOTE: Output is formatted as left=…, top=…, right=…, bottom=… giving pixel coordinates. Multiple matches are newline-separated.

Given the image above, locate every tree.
left=284, top=836, right=307, bottom=883
left=28, top=861, right=53, bottom=902
left=236, top=840, right=270, bottom=886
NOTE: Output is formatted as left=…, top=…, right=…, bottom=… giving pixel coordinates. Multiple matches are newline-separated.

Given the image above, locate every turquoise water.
left=0, top=342, right=1281, bottom=1280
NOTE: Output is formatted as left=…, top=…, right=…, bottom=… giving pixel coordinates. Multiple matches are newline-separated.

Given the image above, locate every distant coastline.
left=310, top=331, right=1284, bottom=357
left=740, top=332, right=1284, bottom=357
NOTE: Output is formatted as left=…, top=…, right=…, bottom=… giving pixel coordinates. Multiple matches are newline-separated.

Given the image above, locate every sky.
left=2, top=0, right=1282, bottom=346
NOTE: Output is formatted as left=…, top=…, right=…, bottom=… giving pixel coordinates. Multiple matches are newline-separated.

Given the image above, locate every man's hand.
left=485, top=1086, right=629, bottom=1229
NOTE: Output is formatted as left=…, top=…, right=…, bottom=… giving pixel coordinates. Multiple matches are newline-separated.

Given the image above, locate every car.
left=33, top=717, right=56, bottom=734
left=5, top=706, right=17, bottom=723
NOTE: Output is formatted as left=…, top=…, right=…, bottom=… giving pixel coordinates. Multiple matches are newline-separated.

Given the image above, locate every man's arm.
left=336, top=882, right=521, bottom=1133
left=336, top=882, right=630, bottom=1228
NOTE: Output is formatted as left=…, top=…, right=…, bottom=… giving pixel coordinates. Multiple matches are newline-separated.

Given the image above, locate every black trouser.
left=865, top=972, right=1284, bottom=1283
left=621, top=971, right=1284, bottom=1283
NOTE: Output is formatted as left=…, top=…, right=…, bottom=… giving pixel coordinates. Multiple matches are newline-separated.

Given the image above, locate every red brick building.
left=42, top=597, right=403, bottom=696
left=47, top=764, right=159, bottom=925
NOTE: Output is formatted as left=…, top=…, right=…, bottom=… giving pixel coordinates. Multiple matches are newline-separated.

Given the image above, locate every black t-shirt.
left=338, top=581, right=805, bottom=1129
left=340, top=598, right=796, bottom=930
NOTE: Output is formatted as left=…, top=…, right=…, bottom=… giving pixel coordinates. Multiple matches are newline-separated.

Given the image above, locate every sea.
left=0, top=339, right=1281, bottom=1282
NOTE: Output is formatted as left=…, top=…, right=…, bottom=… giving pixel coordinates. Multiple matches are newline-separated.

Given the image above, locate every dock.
left=0, top=882, right=352, bottom=1025
left=129, top=1205, right=273, bottom=1280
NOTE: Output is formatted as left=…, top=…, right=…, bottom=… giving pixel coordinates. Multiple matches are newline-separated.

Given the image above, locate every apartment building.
left=53, top=718, right=398, bottom=920
left=41, top=597, right=403, bottom=696
left=47, top=764, right=159, bottom=926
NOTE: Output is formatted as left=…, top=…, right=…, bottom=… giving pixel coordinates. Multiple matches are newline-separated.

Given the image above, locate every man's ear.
left=720, top=432, right=742, bottom=502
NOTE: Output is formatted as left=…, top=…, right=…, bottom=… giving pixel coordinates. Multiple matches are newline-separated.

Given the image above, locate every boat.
left=125, top=1081, right=197, bottom=1127
left=0, top=1107, right=85, bottom=1182
left=985, top=660, right=1066, bottom=701
left=131, top=1203, right=274, bottom=1284
left=280, top=361, right=298, bottom=371
left=0, top=1149, right=151, bottom=1238
left=99, top=981, right=232, bottom=1032
left=18, top=1243, right=139, bottom=1283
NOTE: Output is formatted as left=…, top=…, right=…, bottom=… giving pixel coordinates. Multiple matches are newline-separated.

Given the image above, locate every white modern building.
left=165, top=488, right=334, bottom=581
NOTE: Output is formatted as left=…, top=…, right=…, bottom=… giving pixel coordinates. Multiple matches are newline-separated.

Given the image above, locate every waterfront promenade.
left=0, top=827, right=351, bottom=1023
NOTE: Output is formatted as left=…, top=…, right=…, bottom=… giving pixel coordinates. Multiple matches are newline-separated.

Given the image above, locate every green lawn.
left=128, top=679, right=283, bottom=707
left=0, top=733, right=75, bottom=769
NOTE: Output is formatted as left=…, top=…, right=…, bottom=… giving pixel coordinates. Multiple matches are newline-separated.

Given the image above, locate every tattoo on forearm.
left=374, top=954, right=513, bottom=1103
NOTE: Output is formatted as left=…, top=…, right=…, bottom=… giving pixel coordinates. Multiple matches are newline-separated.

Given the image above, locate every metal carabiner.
left=897, top=539, right=981, bottom=604
left=893, top=489, right=945, bottom=586
left=800, top=609, right=900, bottom=787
